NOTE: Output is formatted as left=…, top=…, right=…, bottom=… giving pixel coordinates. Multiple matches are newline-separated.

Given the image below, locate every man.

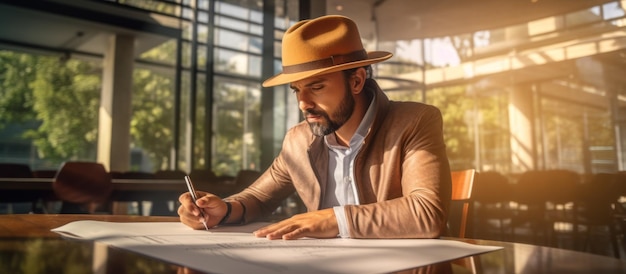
left=178, top=15, right=452, bottom=240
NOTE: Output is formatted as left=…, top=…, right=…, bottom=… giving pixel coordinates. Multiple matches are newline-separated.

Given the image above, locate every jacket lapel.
left=307, top=136, right=328, bottom=210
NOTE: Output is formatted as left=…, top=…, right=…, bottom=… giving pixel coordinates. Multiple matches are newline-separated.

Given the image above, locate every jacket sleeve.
left=344, top=104, right=452, bottom=239
left=224, top=127, right=307, bottom=223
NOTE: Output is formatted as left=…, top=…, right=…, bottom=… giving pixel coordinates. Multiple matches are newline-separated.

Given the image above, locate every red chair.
left=53, top=161, right=112, bottom=214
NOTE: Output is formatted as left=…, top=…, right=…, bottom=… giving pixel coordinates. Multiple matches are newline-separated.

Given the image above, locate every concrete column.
left=98, top=34, right=134, bottom=172
left=508, top=86, right=537, bottom=172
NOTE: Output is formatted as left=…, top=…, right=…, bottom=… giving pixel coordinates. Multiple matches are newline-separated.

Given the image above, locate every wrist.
left=218, top=201, right=232, bottom=225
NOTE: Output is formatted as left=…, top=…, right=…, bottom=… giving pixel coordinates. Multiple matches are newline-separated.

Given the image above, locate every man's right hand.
left=178, top=191, right=228, bottom=229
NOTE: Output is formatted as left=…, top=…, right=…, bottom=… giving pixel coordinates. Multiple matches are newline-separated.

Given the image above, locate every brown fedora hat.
left=262, top=15, right=392, bottom=87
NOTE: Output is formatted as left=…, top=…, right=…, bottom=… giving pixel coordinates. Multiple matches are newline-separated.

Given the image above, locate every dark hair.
left=342, top=65, right=373, bottom=79
left=342, top=65, right=376, bottom=101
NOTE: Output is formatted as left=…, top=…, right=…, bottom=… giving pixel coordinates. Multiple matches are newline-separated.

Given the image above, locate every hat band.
left=282, top=50, right=367, bottom=74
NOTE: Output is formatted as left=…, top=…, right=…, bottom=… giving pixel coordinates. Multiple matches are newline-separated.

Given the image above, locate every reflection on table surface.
left=1, top=214, right=626, bottom=274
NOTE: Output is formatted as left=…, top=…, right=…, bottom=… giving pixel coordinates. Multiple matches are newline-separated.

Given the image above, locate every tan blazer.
left=229, top=80, right=452, bottom=239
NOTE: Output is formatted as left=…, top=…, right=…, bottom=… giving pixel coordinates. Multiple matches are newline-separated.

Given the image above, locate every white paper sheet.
left=52, top=221, right=502, bottom=274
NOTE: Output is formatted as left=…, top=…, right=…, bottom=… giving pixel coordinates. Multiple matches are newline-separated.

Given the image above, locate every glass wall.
left=0, top=0, right=301, bottom=177
left=0, top=52, right=102, bottom=170
left=1, top=0, right=624, bottom=178
left=372, top=1, right=626, bottom=175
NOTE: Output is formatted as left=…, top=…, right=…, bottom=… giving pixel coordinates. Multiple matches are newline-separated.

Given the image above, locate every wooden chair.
left=448, top=169, right=479, bottom=273
left=449, top=169, right=477, bottom=238
left=52, top=161, right=112, bottom=214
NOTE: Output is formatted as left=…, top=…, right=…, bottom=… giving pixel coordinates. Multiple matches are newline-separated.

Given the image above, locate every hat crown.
left=282, top=15, right=365, bottom=67
left=262, top=15, right=392, bottom=87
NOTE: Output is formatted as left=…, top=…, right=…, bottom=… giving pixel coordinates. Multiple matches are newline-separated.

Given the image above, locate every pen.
left=184, top=175, right=209, bottom=231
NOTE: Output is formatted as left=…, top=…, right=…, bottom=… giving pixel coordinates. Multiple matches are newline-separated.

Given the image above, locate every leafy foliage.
left=0, top=52, right=37, bottom=126
left=130, top=68, right=175, bottom=170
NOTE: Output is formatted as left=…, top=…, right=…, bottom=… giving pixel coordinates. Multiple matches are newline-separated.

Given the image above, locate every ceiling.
left=0, top=0, right=616, bottom=57
left=0, top=0, right=179, bottom=58
left=0, top=0, right=624, bottom=105
left=327, top=0, right=613, bottom=41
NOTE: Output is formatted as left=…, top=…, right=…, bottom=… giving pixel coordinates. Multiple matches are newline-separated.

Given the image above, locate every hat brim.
left=262, top=51, right=392, bottom=87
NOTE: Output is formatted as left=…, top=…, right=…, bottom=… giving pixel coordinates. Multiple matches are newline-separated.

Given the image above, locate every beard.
left=304, top=81, right=355, bottom=137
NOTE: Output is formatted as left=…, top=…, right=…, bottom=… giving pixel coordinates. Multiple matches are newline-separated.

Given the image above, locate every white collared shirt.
left=321, top=94, right=376, bottom=238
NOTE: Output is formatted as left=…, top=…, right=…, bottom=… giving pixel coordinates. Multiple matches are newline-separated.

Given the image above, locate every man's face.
left=290, top=71, right=355, bottom=136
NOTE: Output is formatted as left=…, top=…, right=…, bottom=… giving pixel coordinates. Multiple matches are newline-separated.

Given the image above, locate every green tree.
left=27, top=56, right=100, bottom=161
left=0, top=51, right=37, bottom=127
left=130, top=68, right=175, bottom=170
left=213, top=81, right=261, bottom=176
left=426, top=86, right=475, bottom=170
left=1, top=47, right=263, bottom=175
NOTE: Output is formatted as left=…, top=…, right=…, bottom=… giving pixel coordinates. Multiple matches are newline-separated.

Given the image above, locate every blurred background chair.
left=448, top=169, right=477, bottom=238
left=0, top=163, right=33, bottom=178
left=109, top=171, right=156, bottom=215
left=52, top=161, right=112, bottom=214
left=0, top=163, right=39, bottom=213
left=472, top=171, right=514, bottom=240
left=575, top=172, right=622, bottom=258
left=154, top=169, right=187, bottom=179
left=150, top=169, right=187, bottom=216
left=32, top=169, right=58, bottom=178
left=0, top=163, right=42, bottom=214
left=615, top=171, right=626, bottom=253
left=189, top=169, right=217, bottom=183
left=510, top=169, right=580, bottom=248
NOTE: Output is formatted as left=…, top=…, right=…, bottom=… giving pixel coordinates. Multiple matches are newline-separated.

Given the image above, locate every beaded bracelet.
left=218, top=201, right=232, bottom=226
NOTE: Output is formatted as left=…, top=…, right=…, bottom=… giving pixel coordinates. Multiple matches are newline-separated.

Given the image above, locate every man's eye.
left=311, top=85, right=323, bottom=91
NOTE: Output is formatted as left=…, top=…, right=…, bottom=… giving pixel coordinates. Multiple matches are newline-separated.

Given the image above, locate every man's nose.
left=298, top=93, right=314, bottom=111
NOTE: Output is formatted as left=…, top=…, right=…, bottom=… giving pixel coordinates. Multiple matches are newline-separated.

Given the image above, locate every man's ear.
left=351, top=67, right=367, bottom=94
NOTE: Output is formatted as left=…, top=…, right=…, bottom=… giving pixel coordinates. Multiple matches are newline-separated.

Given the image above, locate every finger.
left=253, top=222, right=283, bottom=237
left=178, top=192, right=201, bottom=216
left=281, top=227, right=308, bottom=240
left=177, top=199, right=212, bottom=229
left=195, top=193, right=222, bottom=208
left=177, top=204, right=200, bottom=220
left=257, top=223, right=299, bottom=240
left=178, top=209, right=207, bottom=230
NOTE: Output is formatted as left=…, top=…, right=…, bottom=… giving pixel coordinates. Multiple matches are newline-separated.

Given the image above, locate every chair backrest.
left=117, top=171, right=155, bottom=179
left=472, top=171, right=512, bottom=204
left=512, top=169, right=581, bottom=217
left=189, top=169, right=217, bottom=183
left=578, top=172, right=621, bottom=222
left=154, top=169, right=187, bottom=179
left=32, top=169, right=58, bottom=178
left=53, top=161, right=112, bottom=204
left=0, top=163, right=33, bottom=178
left=449, top=169, right=477, bottom=238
